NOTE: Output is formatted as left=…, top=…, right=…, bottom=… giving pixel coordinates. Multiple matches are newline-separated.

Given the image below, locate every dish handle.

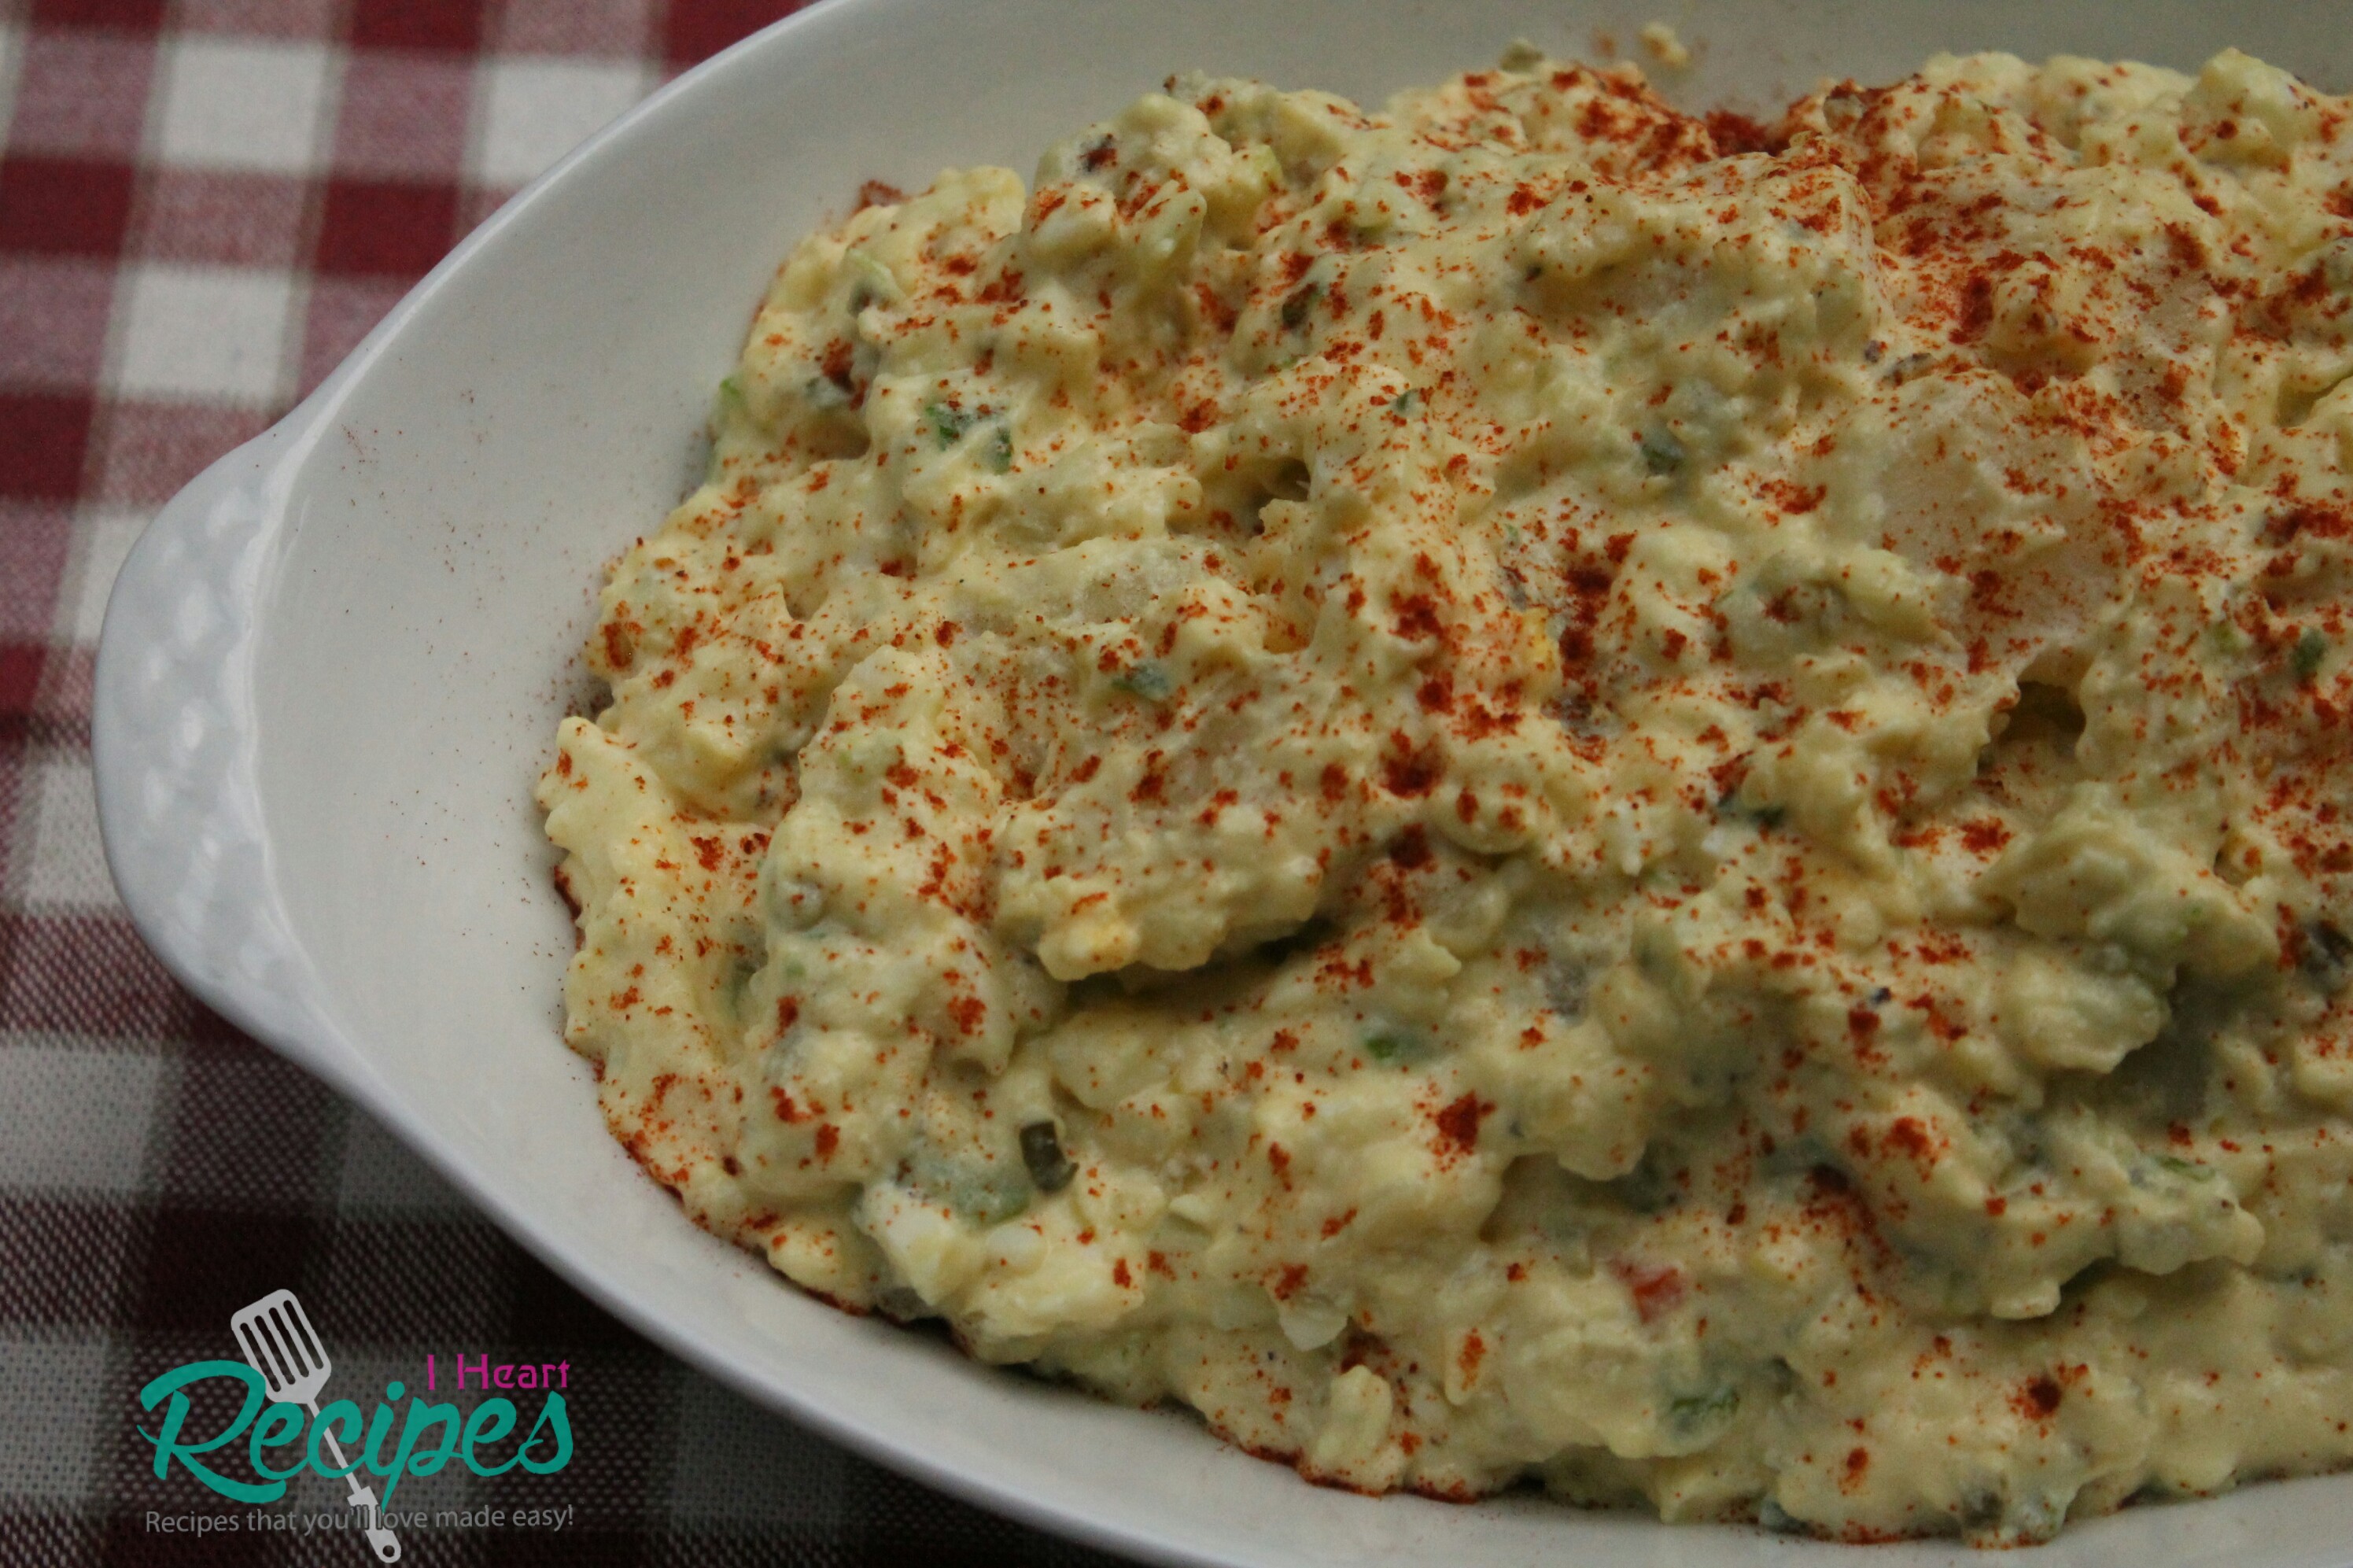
left=91, top=411, right=368, bottom=1094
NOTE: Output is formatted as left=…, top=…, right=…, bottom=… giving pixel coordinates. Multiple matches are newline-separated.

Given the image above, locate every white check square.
left=0, top=25, right=25, bottom=151
left=67, top=507, right=154, bottom=644
left=153, top=36, right=336, bottom=174
left=666, top=1371, right=850, bottom=1528
left=22, top=758, right=118, bottom=911
left=0, top=1045, right=165, bottom=1194
left=335, top=1110, right=472, bottom=1214
left=473, top=57, right=650, bottom=188
left=0, top=1334, right=111, bottom=1504
left=116, top=264, right=295, bottom=404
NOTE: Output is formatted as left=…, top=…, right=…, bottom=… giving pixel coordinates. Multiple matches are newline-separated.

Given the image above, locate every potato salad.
left=540, top=46, right=2353, bottom=1543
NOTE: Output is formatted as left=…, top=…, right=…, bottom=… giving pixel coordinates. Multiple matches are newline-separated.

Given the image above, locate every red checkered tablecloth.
left=0, top=1, right=1132, bottom=1562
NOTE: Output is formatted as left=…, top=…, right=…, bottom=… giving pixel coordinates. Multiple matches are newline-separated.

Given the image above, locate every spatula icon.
left=231, top=1289, right=401, bottom=1562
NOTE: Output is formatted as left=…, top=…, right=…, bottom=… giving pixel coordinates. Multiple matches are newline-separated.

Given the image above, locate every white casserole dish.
left=90, top=2, right=2353, bottom=1562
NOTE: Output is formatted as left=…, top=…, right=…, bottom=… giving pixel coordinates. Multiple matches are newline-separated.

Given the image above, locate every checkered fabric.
left=0, top=1, right=1130, bottom=1561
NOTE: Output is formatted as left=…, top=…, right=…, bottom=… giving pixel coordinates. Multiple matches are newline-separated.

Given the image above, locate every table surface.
left=0, top=0, right=1134, bottom=1561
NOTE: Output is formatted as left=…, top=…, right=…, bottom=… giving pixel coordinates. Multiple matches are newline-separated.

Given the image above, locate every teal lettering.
left=135, top=1358, right=577, bottom=1500
left=460, top=1400, right=518, bottom=1476
left=306, top=1400, right=363, bottom=1478
left=134, top=1361, right=280, bottom=1503
left=247, top=1403, right=306, bottom=1483
left=515, top=1393, right=572, bottom=1475
left=360, top=1387, right=403, bottom=1487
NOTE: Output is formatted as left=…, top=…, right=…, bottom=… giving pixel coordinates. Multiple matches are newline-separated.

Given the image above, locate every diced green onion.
left=1638, top=427, right=1685, bottom=476
left=2152, top=1153, right=2216, bottom=1182
left=2294, top=628, right=2327, bottom=683
left=1667, top=1385, right=1740, bottom=1435
left=1363, top=1029, right=1426, bottom=1064
left=922, top=400, right=978, bottom=447
left=1111, top=661, right=1174, bottom=701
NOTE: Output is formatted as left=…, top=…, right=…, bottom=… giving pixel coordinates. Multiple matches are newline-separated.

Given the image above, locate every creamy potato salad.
left=540, top=46, right=2353, bottom=1544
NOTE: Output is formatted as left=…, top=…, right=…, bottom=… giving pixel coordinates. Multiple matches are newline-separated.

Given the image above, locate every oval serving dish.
left=93, top=1, right=2353, bottom=1563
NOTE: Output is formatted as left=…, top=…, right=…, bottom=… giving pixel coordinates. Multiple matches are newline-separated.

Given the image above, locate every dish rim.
left=88, top=5, right=2353, bottom=1563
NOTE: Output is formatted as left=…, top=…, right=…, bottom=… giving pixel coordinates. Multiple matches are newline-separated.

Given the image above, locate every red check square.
left=315, top=177, right=459, bottom=278
left=662, top=0, right=807, bottom=68
left=28, top=0, right=168, bottom=31
left=0, top=644, right=42, bottom=723
left=0, top=157, right=137, bottom=256
left=349, top=0, right=486, bottom=53
left=0, top=393, right=93, bottom=500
